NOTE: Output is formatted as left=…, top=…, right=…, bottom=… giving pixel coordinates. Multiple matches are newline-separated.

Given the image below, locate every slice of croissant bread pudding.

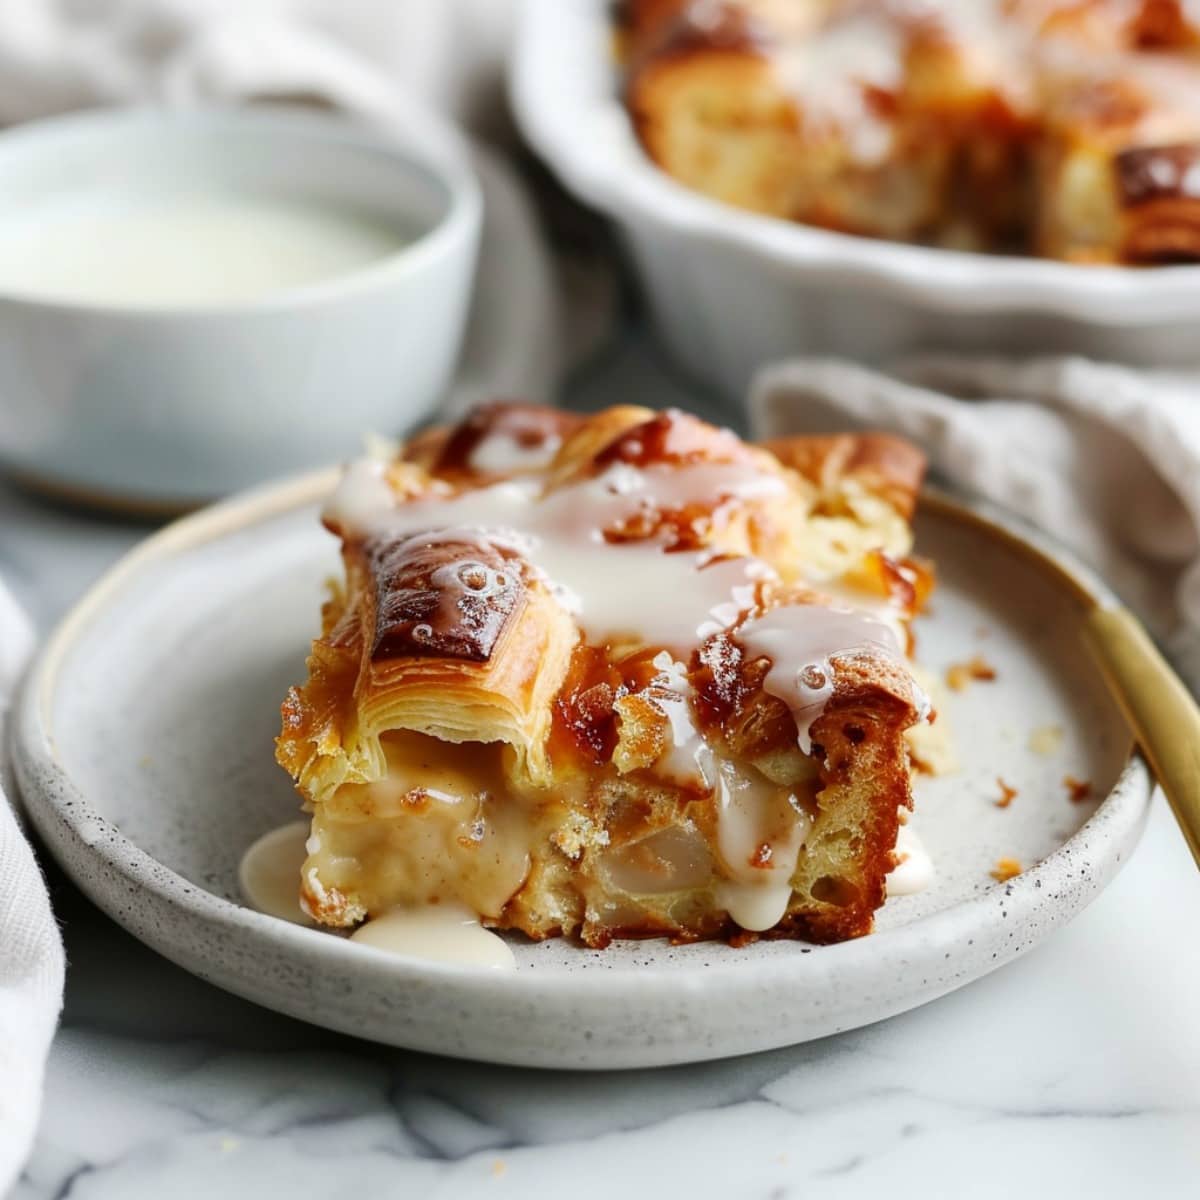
left=275, top=403, right=934, bottom=946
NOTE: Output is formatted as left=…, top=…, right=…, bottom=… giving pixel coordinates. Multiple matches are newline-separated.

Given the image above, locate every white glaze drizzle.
left=773, top=12, right=906, bottom=163
left=807, top=576, right=910, bottom=653
left=239, top=821, right=519, bottom=965
left=324, top=458, right=786, bottom=654
left=711, top=760, right=812, bottom=931
left=323, top=457, right=396, bottom=530
left=238, top=821, right=314, bottom=926
left=467, top=429, right=563, bottom=474
left=736, top=605, right=911, bottom=754
left=762, top=0, right=1200, bottom=164
left=887, top=820, right=934, bottom=896
left=644, top=651, right=710, bottom=787
left=350, top=903, right=516, bottom=970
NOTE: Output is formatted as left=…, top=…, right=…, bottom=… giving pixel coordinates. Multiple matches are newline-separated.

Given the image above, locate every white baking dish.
left=511, top=0, right=1200, bottom=396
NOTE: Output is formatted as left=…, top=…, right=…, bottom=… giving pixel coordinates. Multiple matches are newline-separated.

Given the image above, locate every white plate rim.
left=12, top=468, right=1154, bottom=1062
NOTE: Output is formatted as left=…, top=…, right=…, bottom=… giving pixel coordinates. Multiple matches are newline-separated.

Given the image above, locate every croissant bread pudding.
left=275, top=403, right=936, bottom=947
left=621, top=0, right=1200, bottom=263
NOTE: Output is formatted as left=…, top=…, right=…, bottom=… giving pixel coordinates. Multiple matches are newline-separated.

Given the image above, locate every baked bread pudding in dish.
left=276, top=403, right=935, bottom=947
left=621, top=0, right=1200, bottom=262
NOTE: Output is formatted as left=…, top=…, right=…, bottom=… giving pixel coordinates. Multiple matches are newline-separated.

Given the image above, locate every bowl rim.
left=510, top=0, right=1200, bottom=323
left=0, top=104, right=482, bottom=319
left=12, top=463, right=1153, bottom=1007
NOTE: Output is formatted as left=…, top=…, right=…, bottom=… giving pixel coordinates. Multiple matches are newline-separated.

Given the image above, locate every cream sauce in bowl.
left=0, top=192, right=411, bottom=307
left=0, top=106, right=481, bottom=503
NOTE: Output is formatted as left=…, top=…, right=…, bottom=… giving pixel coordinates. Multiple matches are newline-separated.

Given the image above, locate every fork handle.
left=1084, top=605, right=1200, bottom=868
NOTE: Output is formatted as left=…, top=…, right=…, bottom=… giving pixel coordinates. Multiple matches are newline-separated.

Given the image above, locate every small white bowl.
left=512, top=0, right=1200, bottom=396
left=0, top=106, right=481, bottom=508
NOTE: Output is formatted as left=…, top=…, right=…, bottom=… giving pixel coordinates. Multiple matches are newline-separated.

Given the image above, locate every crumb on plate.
left=1064, top=774, right=1092, bottom=803
left=991, top=857, right=1022, bottom=882
left=994, top=777, right=1018, bottom=809
left=945, top=654, right=997, bottom=691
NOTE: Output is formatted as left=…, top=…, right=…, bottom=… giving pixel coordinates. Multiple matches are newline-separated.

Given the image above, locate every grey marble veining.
left=5, top=337, right=1200, bottom=1199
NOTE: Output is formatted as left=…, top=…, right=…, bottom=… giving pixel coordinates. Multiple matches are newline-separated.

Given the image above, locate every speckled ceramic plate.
left=12, top=469, right=1152, bottom=1069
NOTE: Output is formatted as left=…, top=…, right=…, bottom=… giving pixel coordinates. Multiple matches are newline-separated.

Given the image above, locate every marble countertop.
left=5, top=341, right=1200, bottom=1200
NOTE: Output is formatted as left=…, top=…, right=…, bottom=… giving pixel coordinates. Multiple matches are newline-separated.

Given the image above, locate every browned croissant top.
left=284, top=402, right=930, bottom=792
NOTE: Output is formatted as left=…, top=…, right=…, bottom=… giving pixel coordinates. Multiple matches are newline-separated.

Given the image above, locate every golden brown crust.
left=359, top=533, right=529, bottom=663
left=1112, top=142, right=1200, bottom=261
left=1117, top=142, right=1200, bottom=207
left=627, top=38, right=806, bottom=223
left=1129, top=0, right=1200, bottom=50
left=617, top=0, right=689, bottom=54
left=760, top=433, right=927, bottom=522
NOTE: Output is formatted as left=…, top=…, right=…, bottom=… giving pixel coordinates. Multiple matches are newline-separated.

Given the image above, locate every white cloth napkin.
left=0, top=584, right=64, bottom=1197
left=751, top=355, right=1200, bottom=690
